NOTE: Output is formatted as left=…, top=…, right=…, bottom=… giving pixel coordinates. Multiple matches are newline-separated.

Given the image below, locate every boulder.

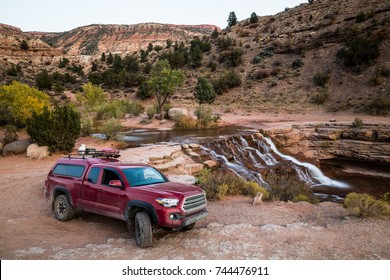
left=203, top=160, right=219, bottom=169
left=168, top=108, right=190, bottom=121
left=184, top=163, right=204, bottom=175
left=26, top=143, right=50, bottom=159
left=2, top=139, right=32, bottom=156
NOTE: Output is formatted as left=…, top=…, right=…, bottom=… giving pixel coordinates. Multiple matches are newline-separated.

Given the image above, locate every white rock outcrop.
left=26, top=143, right=49, bottom=159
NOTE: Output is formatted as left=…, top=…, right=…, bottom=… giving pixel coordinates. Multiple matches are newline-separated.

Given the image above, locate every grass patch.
left=344, top=192, right=390, bottom=219
left=196, top=168, right=268, bottom=200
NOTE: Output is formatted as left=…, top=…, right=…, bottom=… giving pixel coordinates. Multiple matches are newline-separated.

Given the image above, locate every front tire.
left=135, top=212, right=153, bottom=248
left=54, top=194, right=75, bottom=221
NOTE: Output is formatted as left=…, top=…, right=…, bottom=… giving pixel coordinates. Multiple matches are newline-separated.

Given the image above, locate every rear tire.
left=135, top=212, right=153, bottom=248
left=54, top=194, right=75, bottom=221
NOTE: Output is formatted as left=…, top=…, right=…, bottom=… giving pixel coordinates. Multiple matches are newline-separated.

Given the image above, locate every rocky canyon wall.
left=262, top=123, right=390, bottom=163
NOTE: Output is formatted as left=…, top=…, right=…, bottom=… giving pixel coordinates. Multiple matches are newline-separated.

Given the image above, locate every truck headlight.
left=156, top=198, right=179, bottom=207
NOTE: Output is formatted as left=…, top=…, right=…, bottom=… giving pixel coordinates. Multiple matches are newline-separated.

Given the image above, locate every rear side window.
left=87, top=167, right=100, bottom=184
left=53, top=164, right=85, bottom=178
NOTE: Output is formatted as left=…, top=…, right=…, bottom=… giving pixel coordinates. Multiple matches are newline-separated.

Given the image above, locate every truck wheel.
left=135, top=212, right=153, bottom=248
left=54, top=194, right=75, bottom=221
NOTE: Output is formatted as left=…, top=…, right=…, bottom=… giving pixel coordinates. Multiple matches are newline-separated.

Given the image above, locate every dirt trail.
left=1, top=112, right=390, bottom=259
left=1, top=150, right=389, bottom=260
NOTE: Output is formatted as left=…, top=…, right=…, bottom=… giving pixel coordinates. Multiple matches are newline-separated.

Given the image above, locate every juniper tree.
left=250, top=12, right=258, bottom=23
left=227, top=11, right=237, bottom=27
left=194, top=77, right=216, bottom=105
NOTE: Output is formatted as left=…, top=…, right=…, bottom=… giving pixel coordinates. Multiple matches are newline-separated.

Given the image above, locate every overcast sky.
left=1, top=0, right=307, bottom=32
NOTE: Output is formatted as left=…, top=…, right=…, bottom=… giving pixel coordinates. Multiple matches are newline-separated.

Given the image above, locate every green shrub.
left=146, top=105, right=157, bottom=119
left=244, top=181, right=269, bottom=199
left=292, top=194, right=310, bottom=202
left=6, top=64, right=22, bottom=76
left=217, top=36, right=233, bottom=50
left=194, top=77, right=216, bottom=105
left=214, top=183, right=230, bottom=200
left=99, top=118, right=122, bottom=140
left=252, top=55, right=262, bottom=64
left=352, top=118, right=364, bottom=128
left=251, top=70, right=269, bottom=80
left=195, top=169, right=273, bottom=200
left=174, top=114, right=197, bottom=130
left=219, top=48, right=244, bottom=67
left=77, top=82, right=107, bottom=112
left=313, top=70, right=330, bottom=87
left=20, top=40, right=29, bottom=50
left=208, top=61, right=217, bottom=72
left=312, top=89, right=330, bottom=104
left=105, top=100, right=143, bottom=118
left=26, top=105, right=81, bottom=152
left=265, top=171, right=314, bottom=202
left=195, top=105, right=219, bottom=128
left=292, top=58, right=304, bottom=69
left=212, top=70, right=242, bottom=94
left=344, top=192, right=390, bottom=219
left=380, top=192, right=390, bottom=204
left=369, top=94, right=390, bottom=115
left=196, top=169, right=246, bottom=200
left=355, top=11, right=367, bottom=23
left=336, top=35, right=382, bottom=71
left=80, top=115, right=94, bottom=136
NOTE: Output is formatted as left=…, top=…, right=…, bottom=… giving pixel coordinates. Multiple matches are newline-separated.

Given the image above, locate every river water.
left=98, top=127, right=390, bottom=199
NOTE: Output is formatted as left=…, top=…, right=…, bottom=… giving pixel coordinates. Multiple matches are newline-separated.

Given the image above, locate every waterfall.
left=202, top=133, right=349, bottom=191
left=205, top=149, right=269, bottom=187
left=263, top=137, right=349, bottom=189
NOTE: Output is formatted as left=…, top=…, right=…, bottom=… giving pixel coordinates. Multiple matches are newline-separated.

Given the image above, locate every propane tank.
left=78, top=144, right=86, bottom=155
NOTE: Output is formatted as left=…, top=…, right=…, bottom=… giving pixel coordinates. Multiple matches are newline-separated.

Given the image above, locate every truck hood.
left=136, top=182, right=202, bottom=198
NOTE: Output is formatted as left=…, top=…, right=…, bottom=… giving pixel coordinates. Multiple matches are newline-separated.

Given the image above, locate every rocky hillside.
left=0, top=24, right=62, bottom=57
left=0, top=0, right=389, bottom=115
left=211, top=0, right=390, bottom=113
left=31, top=23, right=219, bottom=55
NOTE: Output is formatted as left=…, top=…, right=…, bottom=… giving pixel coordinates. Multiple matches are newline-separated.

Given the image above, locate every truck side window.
left=53, top=164, right=85, bottom=178
left=102, top=169, right=121, bottom=185
left=87, top=167, right=100, bottom=184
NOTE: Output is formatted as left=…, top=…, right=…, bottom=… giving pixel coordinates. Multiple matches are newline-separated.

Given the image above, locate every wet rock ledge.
left=262, top=123, right=390, bottom=163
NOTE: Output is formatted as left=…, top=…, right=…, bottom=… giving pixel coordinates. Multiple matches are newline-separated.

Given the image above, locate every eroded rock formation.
left=263, top=123, right=390, bottom=163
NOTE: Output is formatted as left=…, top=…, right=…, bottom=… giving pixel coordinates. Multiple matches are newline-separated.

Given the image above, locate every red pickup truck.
left=44, top=153, right=208, bottom=248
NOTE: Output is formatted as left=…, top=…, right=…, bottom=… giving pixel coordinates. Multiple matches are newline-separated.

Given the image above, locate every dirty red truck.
left=44, top=152, right=208, bottom=247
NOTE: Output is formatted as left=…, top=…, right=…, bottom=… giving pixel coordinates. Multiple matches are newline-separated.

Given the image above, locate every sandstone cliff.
left=31, top=23, right=218, bottom=55
left=0, top=23, right=62, bottom=57
left=263, top=122, right=390, bottom=163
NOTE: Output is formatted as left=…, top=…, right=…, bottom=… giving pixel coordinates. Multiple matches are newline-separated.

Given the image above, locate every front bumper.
left=158, top=208, right=208, bottom=229
left=181, top=210, right=208, bottom=228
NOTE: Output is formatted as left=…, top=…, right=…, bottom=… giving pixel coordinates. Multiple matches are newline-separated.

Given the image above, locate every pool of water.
left=320, top=158, right=390, bottom=198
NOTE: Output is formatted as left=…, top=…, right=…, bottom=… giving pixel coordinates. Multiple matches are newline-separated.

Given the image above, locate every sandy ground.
left=1, top=112, right=390, bottom=260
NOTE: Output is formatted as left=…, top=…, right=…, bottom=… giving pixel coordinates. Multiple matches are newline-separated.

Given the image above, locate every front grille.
left=182, top=193, right=207, bottom=213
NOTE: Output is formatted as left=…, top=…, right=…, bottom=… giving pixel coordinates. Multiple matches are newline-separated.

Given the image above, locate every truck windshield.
left=123, top=167, right=167, bottom=187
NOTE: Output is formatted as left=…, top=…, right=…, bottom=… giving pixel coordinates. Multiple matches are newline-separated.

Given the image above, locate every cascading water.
left=201, top=133, right=349, bottom=194
left=263, top=137, right=349, bottom=189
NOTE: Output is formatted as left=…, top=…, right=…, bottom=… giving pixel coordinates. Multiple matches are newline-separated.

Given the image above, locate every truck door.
left=96, top=168, right=126, bottom=220
left=81, top=167, right=101, bottom=212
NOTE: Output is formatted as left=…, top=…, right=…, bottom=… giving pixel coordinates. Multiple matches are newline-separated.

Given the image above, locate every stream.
left=98, top=127, right=390, bottom=199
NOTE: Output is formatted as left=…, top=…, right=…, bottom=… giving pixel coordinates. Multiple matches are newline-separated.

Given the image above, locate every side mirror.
left=108, top=180, right=123, bottom=188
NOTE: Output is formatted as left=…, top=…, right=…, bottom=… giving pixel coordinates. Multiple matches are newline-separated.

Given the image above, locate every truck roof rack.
left=67, top=148, right=120, bottom=159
